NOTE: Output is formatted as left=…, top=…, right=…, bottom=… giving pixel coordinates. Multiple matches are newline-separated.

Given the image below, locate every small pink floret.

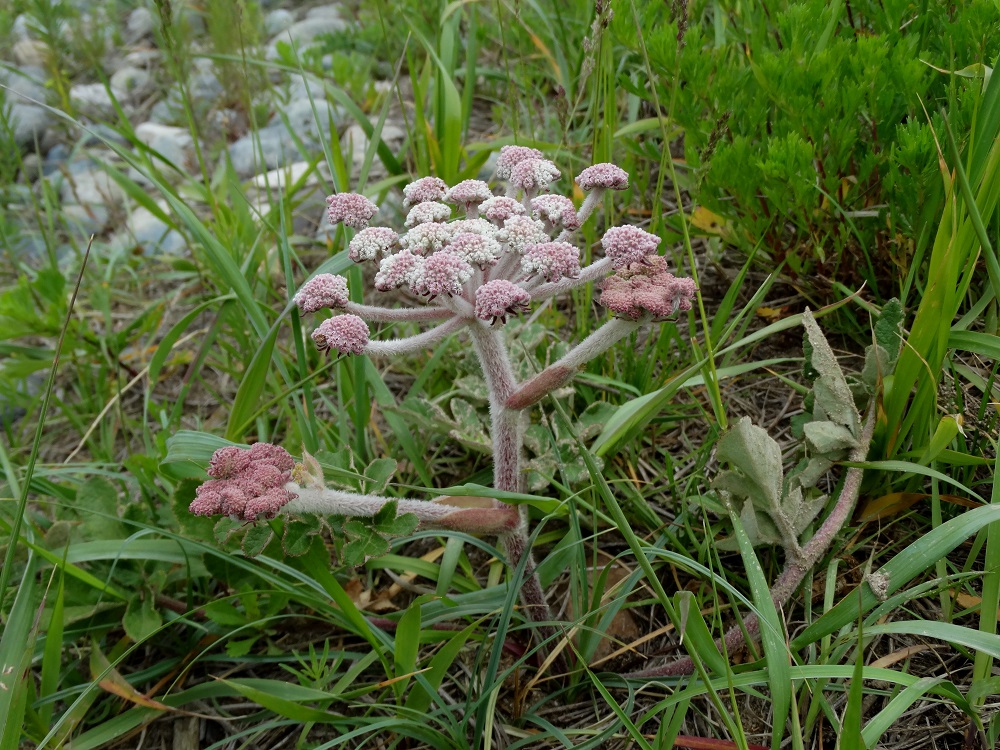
left=577, top=163, right=629, bottom=191
left=446, top=180, right=493, bottom=209
left=374, top=250, right=422, bottom=291
left=326, top=193, right=379, bottom=229
left=531, top=194, right=580, bottom=231
left=399, top=222, right=455, bottom=255
left=191, top=443, right=296, bottom=521
left=495, top=145, right=544, bottom=181
left=405, top=201, right=452, bottom=228
left=312, top=315, right=370, bottom=356
left=293, top=274, right=350, bottom=314
left=509, top=158, right=561, bottom=193
left=349, top=227, right=398, bottom=263
left=475, top=280, right=531, bottom=323
left=208, top=445, right=252, bottom=479
left=449, top=232, right=502, bottom=267
left=480, top=196, right=526, bottom=224
left=411, top=251, right=473, bottom=297
left=521, top=241, right=581, bottom=282
left=601, top=225, right=662, bottom=268
left=403, top=176, right=449, bottom=207
left=497, top=215, right=548, bottom=254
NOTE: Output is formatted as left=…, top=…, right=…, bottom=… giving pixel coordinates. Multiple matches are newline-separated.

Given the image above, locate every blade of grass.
left=0, top=236, right=91, bottom=597
left=731, top=514, right=791, bottom=749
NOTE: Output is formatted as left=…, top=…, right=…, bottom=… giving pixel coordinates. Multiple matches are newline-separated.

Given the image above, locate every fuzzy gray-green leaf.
left=802, top=310, right=859, bottom=435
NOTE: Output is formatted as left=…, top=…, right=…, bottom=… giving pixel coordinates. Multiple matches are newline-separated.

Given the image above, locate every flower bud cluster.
left=190, top=444, right=296, bottom=521
left=599, top=255, right=697, bottom=320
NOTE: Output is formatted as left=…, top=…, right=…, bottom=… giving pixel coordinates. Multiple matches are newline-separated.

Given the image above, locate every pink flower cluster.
left=189, top=444, right=296, bottom=522
left=293, top=149, right=696, bottom=359
left=599, top=256, right=697, bottom=320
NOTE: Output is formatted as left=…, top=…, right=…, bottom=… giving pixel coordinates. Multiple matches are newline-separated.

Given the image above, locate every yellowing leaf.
left=689, top=206, right=729, bottom=235
left=858, top=492, right=980, bottom=523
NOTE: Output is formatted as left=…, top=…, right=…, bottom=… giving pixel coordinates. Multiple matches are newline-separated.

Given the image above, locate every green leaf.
left=76, top=477, right=124, bottom=539
left=122, top=595, right=162, bottom=643
left=282, top=517, right=321, bottom=557
left=241, top=525, right=273, bottom=557
left=343, top=522, right=390, bottom=565
left=732, top=512, right=791, bottom=750
left=802, top=310, right=859, bottom=435
left=226, top=312, right=282, bottom=442
left=364, top=458, right=397, bottom=494
left=874, top=298, right=904, bottom=364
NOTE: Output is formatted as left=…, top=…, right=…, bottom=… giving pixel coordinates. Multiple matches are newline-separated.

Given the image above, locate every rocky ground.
left=1, top=0, right=436, bottom=265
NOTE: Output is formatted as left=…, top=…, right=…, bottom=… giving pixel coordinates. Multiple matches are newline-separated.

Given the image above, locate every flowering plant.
left=189, top=146, right=696, bottom=647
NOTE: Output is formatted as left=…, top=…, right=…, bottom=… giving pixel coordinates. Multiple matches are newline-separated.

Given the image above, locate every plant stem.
left=628, top=404, right=877, bottom=678
left=468, top=323, right=560, bottom=653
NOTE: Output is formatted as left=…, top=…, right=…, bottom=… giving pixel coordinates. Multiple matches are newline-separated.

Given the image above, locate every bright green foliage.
left=624, top=0, right=1000, bottom=295
left=342, top=500, right=419, bottom=566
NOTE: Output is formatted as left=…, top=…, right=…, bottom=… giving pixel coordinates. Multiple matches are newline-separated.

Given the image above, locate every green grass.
left=1, top=0, right=1000, bottom=747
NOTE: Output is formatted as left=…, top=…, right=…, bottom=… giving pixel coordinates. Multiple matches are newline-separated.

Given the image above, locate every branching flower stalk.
left=190, top=148, right=696, bottom=648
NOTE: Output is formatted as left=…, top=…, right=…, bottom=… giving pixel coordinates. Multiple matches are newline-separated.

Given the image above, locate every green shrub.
left=622, top=0, right=1000, bottom=298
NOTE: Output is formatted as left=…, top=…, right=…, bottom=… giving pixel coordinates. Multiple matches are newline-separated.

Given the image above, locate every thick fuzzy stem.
left=345, top=302, right=454, bottom=323
left=491, top=249, right=523, bottom=283
left=285, top=484, right=520, bottom=533
left=506, top=317, right=642, bottom=410
left=364, top=318, right=467, bottom=358
left=468, top=324, right=561, bottom=654
left=628, top=405, right=877, bottom=679
left=528, top=257, right=614, bottom=301
left=574, top=188, right=606, bottom=229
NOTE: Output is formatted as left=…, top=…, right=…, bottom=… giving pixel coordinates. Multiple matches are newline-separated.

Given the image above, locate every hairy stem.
left=285, top=484, right=519, bottom=533
left=527, top=257, right=613, bottom=301
left=506, top=317, right=642, bottom=410
left=345, top=301, right=454, bottom=323
left=468, top=323, right=561, bottom=655
left=628, top=404, right=877, bottom=679
left=364, top=318, right=467, bottom=358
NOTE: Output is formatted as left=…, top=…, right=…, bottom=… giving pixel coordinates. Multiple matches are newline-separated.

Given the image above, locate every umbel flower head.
left=294, top=158, right=695, bottom=358
left=293, top=274, right=349, bottom=314
left=312, top=315, right=370, bottom=355
left=190, top=444, right=296, bottom=522
left=326, top=193, right=379, bottom=229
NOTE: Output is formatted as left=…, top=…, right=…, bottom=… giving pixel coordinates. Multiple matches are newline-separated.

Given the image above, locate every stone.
left=271, top=97, right=341, bottom=141
left=250, top=160, right=315, bottom=191
left=122, top=207, right=187, bottom=255
left=206, top=108, right=248, bottom=139
left=0, top=65, right=48, bottom=104
left=62, top=202, right=110, bottom=235
left=12, top=14, right=33, bottom=42
left=78, top=124, right=131, bottom=148
left=59, top=164, right=125, bottom=210
left=44, top=144, right=70, bottom=173
left=12, top=39, right=48, bottom=67
left=123, top=49, right=162, bottom=68
left=125, top=7, right=157, bottom=43
left=340, top=122, right=406, bottom=171
left=266, top=17, right=348, bottom=60
left=305, top=5, right=345, bottom=21
left=136, top=122, right=195, bottom=173
left=228, top=126, right=299, bottom=178
left=110, top=67, right=155, bottom=102
left=69, top=83, right=126, bottom=121
left=19, top=153, right=43, bottom=183
left=149, top=69, right=223, bottom=124
left=10, top=104, right=54, bottom=151
left=264, top=8, right=295, bottom=36
left=227, top=96, right=346, bottom=178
